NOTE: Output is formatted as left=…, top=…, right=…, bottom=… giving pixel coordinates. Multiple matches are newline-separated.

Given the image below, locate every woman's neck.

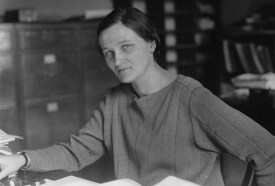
left=132, top=65, right=178, bottom=97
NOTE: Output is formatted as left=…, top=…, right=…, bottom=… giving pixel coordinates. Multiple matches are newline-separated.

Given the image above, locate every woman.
left=0, top=7, right=274, bottom=186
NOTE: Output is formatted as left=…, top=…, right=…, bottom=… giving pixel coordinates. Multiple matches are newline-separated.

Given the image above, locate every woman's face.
left=98, top=23, right=156, bottom=84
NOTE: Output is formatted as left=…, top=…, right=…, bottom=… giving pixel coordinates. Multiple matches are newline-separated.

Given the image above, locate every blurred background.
left=0, top=0, right=275, bottom=185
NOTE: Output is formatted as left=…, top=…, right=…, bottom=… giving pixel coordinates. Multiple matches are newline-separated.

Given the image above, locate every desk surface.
left=18, top=170, right=70, bottom=185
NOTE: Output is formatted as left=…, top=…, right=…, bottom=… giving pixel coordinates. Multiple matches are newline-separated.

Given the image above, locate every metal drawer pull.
left=43, top=54, right=56, bottom=64
left=46, top=102, right=58, bottom=112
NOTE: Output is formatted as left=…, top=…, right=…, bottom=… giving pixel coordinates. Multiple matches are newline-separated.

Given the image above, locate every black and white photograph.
left=0, top=0, right=274, bottom=185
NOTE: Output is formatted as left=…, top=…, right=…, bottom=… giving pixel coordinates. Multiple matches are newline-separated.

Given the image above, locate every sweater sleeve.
left=189, top=87, right=275, bottom=186
left=24, top=95, right=110, bottom=172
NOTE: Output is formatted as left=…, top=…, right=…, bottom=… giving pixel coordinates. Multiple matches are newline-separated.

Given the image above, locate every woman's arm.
left=190, top=87, right=275, bottom=186
left=22, top=95, right=111, bottom=172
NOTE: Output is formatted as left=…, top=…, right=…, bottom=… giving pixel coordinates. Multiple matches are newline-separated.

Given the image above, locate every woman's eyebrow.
left=118, top=40, right=132, bottom=45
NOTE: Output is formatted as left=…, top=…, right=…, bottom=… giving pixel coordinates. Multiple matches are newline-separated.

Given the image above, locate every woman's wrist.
left=17, top=152, right=31, bottom=170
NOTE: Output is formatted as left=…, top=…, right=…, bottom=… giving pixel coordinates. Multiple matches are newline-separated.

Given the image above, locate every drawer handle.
left=46, top=102, right=58, bottom=112
left=43, top=54, right=56, bottom=64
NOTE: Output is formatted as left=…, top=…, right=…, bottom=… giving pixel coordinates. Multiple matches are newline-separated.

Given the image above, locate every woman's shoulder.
left=105, top=83, right=132, bottom=98
left=176, top=74, right=203, bottom=93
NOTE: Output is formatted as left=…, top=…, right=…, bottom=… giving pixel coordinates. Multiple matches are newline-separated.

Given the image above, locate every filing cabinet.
left=24, top=98, right=81, bottom=149
left=17, top=24, right=76, bottom=49
left=82, top=51, right=118, bottom=118
left=0, top=107, right=21, bottom=152
left=0, top=25, right=21, bottom=151
left=15, top=23, right=82, bottom=149
left=78, top=22, right=119, bottom=120
left=0, top=21, right=117, bottom=150
left=0, top=54, right=16, bottom=102
left=21, top=51, right=80, bottom=99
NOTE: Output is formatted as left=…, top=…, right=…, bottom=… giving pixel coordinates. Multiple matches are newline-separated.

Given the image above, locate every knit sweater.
left=25, top=75, right=275, bottom=186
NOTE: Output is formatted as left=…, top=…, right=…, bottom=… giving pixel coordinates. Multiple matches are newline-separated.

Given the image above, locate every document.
left=41, top=175, right=201, bottom=186
left=41, top=176, right=99, bottom=186
left=0, top=129, right=22, bottom=155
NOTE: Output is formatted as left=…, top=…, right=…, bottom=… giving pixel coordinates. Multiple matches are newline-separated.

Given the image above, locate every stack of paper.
left=231, top=73, right=275, bottom=90
left=0, top=129, right=22, bottom=155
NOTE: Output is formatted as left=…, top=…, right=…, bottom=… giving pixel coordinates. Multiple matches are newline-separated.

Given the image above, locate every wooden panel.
left=21, top=51, right=80, bottom=99
left=24, top=98, right=81, bottom=149
left=17, top=25, right=76, bottom=49
left=0, top=54, right=16, bottom=103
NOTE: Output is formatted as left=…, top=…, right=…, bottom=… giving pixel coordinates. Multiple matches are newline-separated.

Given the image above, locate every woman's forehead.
left=99, top=23, right=143, bottom=47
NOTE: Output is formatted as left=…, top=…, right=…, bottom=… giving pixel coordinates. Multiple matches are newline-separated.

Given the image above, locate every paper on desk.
left=40, top=176, right=99, bottom=186
left=153, top=176, right=201, bottom=186
left=40, top=176, right=142, bottom=186
left=40, top=175, right=200, bottom=186
left=100, top=179, right=141, bottom=186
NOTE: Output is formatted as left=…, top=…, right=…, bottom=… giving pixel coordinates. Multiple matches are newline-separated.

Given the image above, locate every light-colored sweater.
left=25, top=75, right=275, bottom=186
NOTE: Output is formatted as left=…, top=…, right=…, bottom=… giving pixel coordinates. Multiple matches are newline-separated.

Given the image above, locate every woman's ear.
left=150, top=40, right=156, bottom=53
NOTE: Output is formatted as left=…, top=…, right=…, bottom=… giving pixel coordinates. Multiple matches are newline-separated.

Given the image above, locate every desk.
left=18, top=170, right=70, bottom=185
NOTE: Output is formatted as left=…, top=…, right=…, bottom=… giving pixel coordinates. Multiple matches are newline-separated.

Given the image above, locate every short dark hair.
left=96, top=7, right=161, bottom=61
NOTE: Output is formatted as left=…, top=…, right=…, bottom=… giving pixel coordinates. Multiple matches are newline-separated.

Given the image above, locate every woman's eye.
left=122, top=44, right=133, bottom=51
left=104, top=51, right=113, bottom=58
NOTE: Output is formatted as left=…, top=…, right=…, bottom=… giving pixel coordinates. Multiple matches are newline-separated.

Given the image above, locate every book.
left=249, top=43, right=265, bottom=74
left=231, top=73, right=275, bottom=89
left=235, top=43, right=259, bottom=73
left=256, top=45, right=274, bottom=73
left=263, top=45, right=274, bottom=72
left=222, top=40, right=243, bottom=74
left=41, top=176, right=141, bottom=186
left=41, top=175, right=201, bottom=186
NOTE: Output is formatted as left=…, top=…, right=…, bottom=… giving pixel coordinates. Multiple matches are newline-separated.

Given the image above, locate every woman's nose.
left=114, top=52, right=124, bottom=66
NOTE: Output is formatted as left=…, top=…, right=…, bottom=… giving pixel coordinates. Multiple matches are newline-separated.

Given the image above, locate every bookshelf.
left=220, top=27, right=275, bottom=134
left=221, top=28, right=275, bottom=93
left=222, top=29, right=275, bottom=74
left=146, top=0, right=221, bottom=94
left=120, top=0, right=222, bottom=94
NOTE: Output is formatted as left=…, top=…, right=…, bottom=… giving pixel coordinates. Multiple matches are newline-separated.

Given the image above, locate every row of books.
left=222, top=39, right=274, bottom=74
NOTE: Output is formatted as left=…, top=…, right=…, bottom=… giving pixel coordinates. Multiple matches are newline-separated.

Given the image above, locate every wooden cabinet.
left=17, top=25, right=76, bottom=49
left=24, top=98, right=81, bottom=149
left=78, top=22, right=119, bottom=120
left=0, top=25, right=21, bottom=152
left=21, top=51, right=80, bottom=99
left=0, top=21, right=117, bottom=151
left=0, top=54, right=16, bottom=102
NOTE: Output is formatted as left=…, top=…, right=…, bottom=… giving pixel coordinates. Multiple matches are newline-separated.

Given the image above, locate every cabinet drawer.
left=18, top=26, right=76, bottom=49
left=0, top=27, right=13, bottom=51
left=21, top=52, right=80, bottom=99
left=83, top=51, right=118, bottom=94
left=0, top=107, right=21, bottom=151
left=0, top=54, right=16, bottom=103
left=82, top=51, right=118, bottom=119
left=24, top=98, right=81, bottom=149
left=78, top=23, right=99, bottom=49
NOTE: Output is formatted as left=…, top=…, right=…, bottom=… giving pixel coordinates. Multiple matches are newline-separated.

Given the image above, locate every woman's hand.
left=0, top=154, right=25, bottom=180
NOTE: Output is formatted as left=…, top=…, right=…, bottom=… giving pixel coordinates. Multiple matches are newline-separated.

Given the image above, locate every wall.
left=221, top=0, right=275, bottom=27
left=0, top=0, right=113, bottom=21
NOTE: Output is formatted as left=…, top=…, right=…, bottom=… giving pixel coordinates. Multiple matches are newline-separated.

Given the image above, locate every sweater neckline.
left=129, top=74, right=180, bottom=101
